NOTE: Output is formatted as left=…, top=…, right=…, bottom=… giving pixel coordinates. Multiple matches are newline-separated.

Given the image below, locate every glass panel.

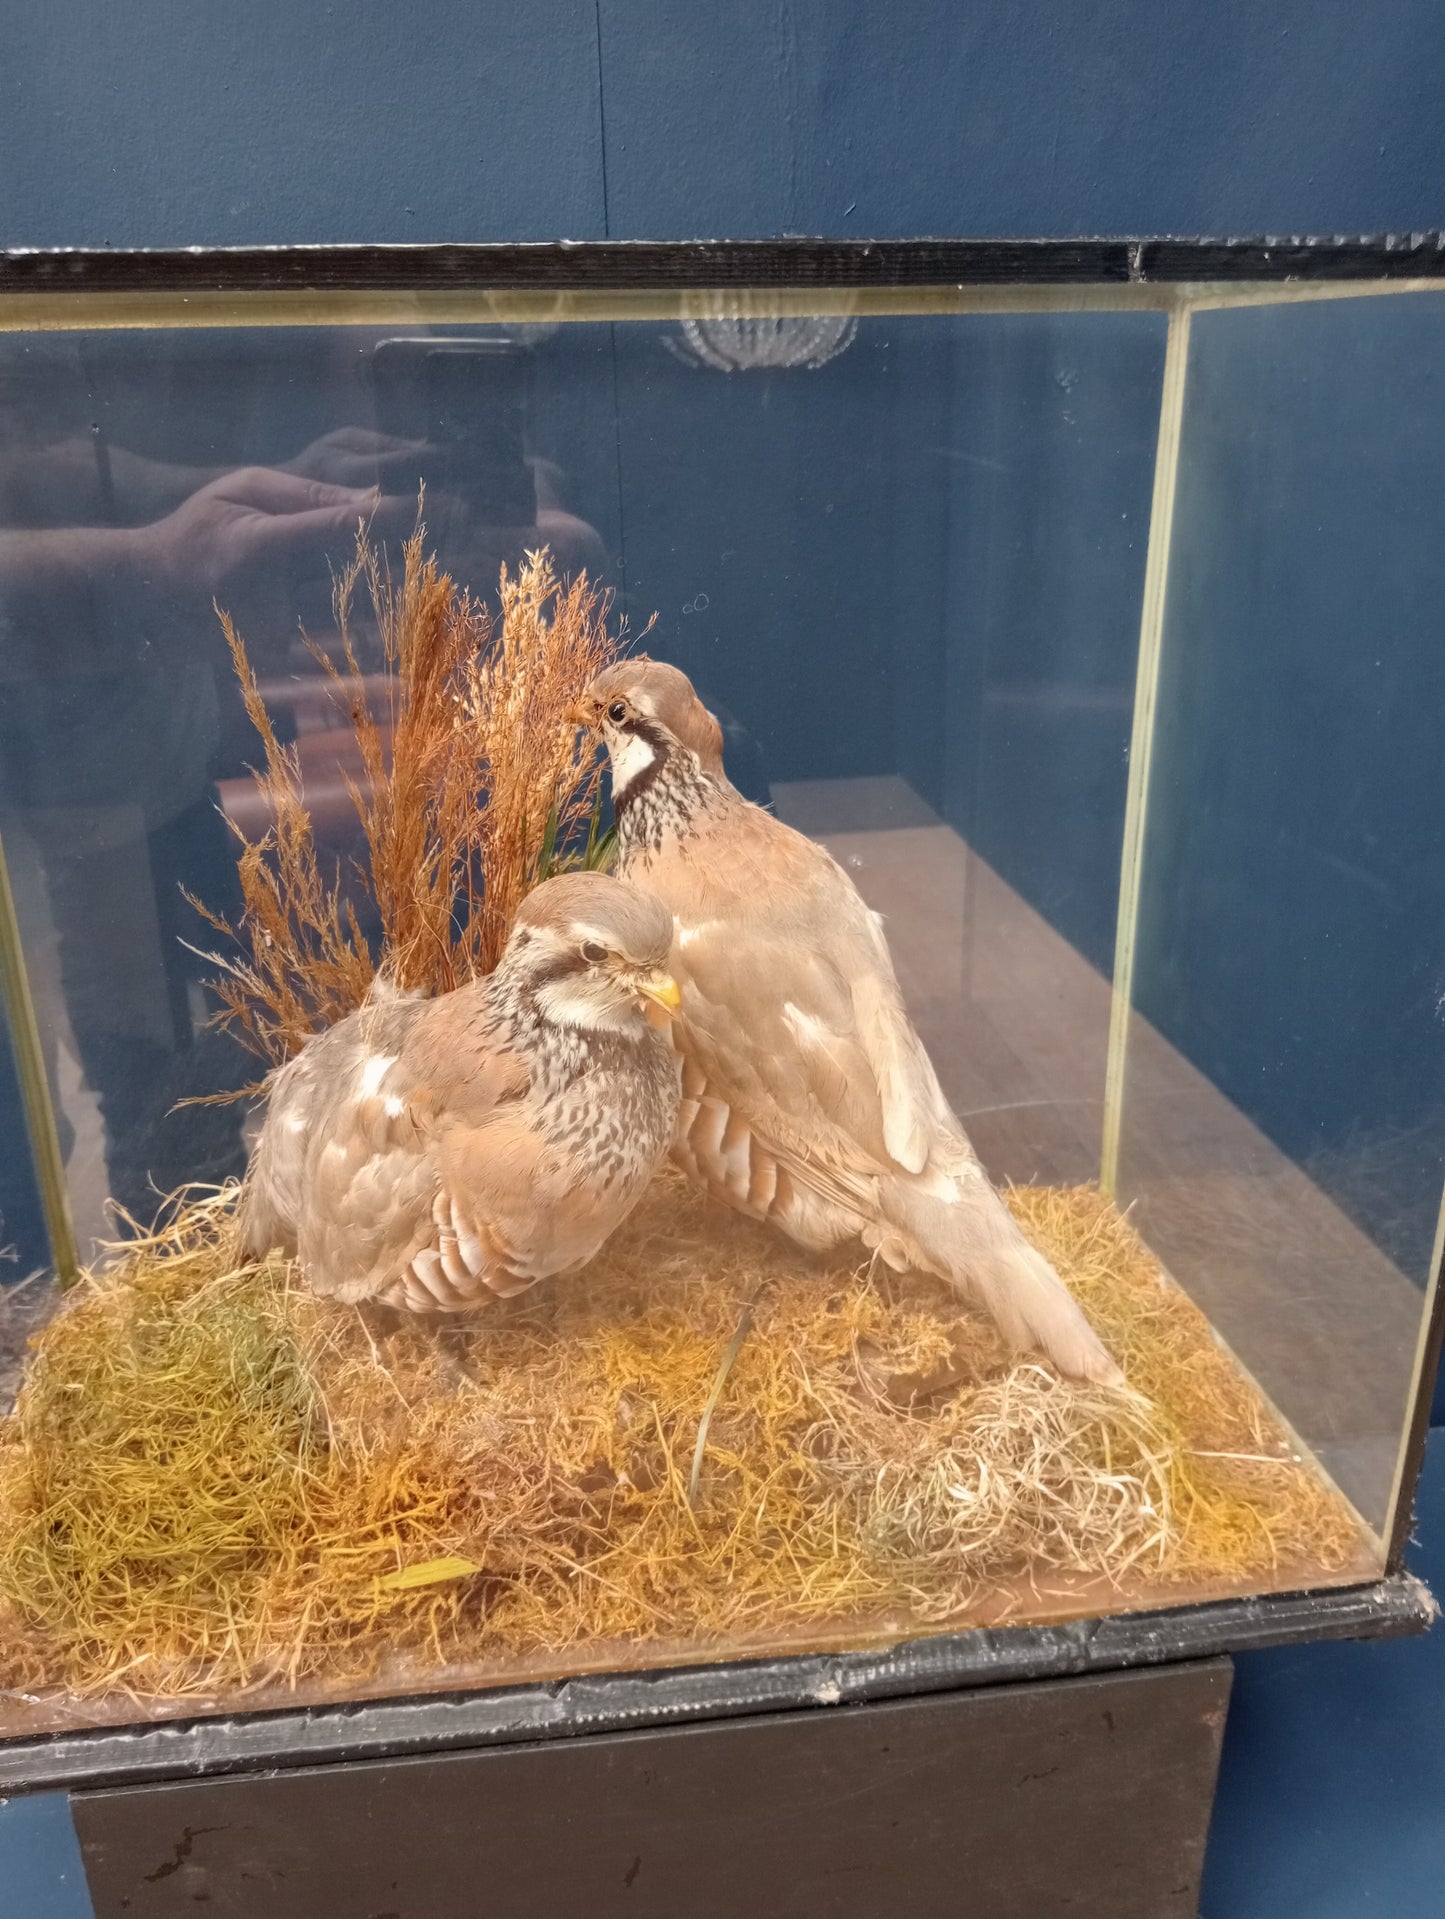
left=1118, top=288, right=1445, bottom=1537
left=0, top=278, right=1436, bottom=1740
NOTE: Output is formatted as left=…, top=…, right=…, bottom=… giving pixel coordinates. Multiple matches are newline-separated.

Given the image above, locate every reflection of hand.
left=285, top=427, right=429, bottom=491
left=432, top=508, right=610, bottom=602
left=141, top=467, right=411, bottom=599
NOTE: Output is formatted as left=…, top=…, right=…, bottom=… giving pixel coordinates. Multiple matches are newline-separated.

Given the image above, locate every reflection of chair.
left=216, top=676, right=392, bottom=854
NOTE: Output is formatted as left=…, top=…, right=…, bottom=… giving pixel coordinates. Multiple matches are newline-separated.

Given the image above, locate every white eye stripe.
left=535, top=975, right=646, bottom=1033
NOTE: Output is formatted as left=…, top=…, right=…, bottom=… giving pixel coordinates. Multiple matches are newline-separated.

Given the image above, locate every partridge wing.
left=242, top=1048, right=321, bottom=1258
left=679, top=924, right=878, bottom=1155
left=418, top=1110, right=607, bottom=1308
left=242, top=989, right=428, bottom=1260
left=684, top=807, right=971, bottom=1178
left=664, top=892, right=892, bottom=1255
left=837, top=881, right=974, bottom=1178
left=672, top=812, right=930, bottom=1146
left=296, top=1000, right=542, bottom=1307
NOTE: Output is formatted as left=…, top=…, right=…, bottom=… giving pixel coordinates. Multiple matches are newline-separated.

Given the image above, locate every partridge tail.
left=878, top=1173, right=1124, bottom=1387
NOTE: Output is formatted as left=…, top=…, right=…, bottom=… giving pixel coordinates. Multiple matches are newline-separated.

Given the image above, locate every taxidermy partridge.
left=574, top=662, right=1122, bottom=1385
left=241, top=872, right=682, bottom=1311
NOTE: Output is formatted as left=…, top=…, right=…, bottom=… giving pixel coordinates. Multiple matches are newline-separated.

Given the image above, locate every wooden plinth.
left=73, top=1658, right=1231, bottom=1919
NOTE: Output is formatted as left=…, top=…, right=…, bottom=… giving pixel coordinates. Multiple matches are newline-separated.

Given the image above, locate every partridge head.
left=573, top=661, right=726, bottom=828
left=242, top=872, right=682, bottom=1312
left=576, top=660, right=1122, bottom=1386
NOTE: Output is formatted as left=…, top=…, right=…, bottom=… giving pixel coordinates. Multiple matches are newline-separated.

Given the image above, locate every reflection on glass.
left=0, top=327, right=609, bottom=1252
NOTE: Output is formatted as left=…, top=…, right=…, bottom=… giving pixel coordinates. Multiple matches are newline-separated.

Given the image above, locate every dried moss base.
left=0, top=1174, right=1369, bottom=1724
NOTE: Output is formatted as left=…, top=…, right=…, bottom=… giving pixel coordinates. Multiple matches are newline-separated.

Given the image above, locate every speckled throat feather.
left=489, top=966, right=653, bottom=1101
left=612, top=720, right=722, bottom=857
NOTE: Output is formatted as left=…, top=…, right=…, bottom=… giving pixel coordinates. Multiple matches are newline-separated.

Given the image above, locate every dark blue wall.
left=5, top=2, right=1445, bottom=249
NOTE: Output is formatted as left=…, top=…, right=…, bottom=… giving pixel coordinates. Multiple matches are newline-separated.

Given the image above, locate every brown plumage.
left=575, top=661, right=1123, bottom=1385
left=241, top=873, right=683, bottom=1312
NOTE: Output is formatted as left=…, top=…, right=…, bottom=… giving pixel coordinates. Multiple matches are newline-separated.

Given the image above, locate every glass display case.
left=0, top=238, right=1440, bottom=1791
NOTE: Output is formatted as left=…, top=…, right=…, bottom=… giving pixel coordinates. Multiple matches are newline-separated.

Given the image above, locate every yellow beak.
left=566, top=701, right=596, bottom=729
left=635, top=969, right=682, bottom=1015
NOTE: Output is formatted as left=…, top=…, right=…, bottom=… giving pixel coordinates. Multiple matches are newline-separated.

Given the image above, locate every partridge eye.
left=581, top=940, right=608, bottom=964
left=607, top=701, right=627, bottom=723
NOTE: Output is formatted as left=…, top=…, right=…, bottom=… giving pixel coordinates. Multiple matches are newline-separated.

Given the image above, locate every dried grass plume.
left=188, top=525, right=626, bottom=1072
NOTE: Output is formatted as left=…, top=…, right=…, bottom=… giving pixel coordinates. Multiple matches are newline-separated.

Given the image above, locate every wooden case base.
left=74, top=1657, right=1231, bottom=1919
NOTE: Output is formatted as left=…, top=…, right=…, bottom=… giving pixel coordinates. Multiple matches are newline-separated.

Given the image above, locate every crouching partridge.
left=241, top=872, right=682, bottom=1311
left=574, top=662, right=1122, bottom=1386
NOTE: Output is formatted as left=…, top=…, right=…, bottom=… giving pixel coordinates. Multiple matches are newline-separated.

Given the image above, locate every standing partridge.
left=574, top=662, right=1122, bottom=1385
left=241, top=872, right=682, bottom=1311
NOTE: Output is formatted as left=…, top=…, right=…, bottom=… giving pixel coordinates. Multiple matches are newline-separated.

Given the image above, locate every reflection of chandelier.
left=667, top=310, right=855, bottom=370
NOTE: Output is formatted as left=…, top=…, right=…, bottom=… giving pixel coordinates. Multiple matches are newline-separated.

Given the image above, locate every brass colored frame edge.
left=0, top=831, right=79, bottom=1283
left=1100, top=304, right=1191, bottom=1195
left=1386, top=1197, right=1445, bottom=1566
left=1, top=275, right=1444, bottom=333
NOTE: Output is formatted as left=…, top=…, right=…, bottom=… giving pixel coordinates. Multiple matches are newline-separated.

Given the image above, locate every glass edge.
left=1100, top=307, right=1192, bottom=1192
left=1384, top=1179, right=1445, bottom=1563
left=0, top=830, right=79, bottom=1283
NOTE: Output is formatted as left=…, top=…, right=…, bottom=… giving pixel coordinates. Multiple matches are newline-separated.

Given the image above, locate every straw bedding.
left=0, top=1172, right=1365, bottom=1707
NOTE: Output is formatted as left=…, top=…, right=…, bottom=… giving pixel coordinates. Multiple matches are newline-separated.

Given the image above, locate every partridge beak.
left=566, top=701, right=596, bottom=730
left=634, top=969, right=682, bottom=1015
